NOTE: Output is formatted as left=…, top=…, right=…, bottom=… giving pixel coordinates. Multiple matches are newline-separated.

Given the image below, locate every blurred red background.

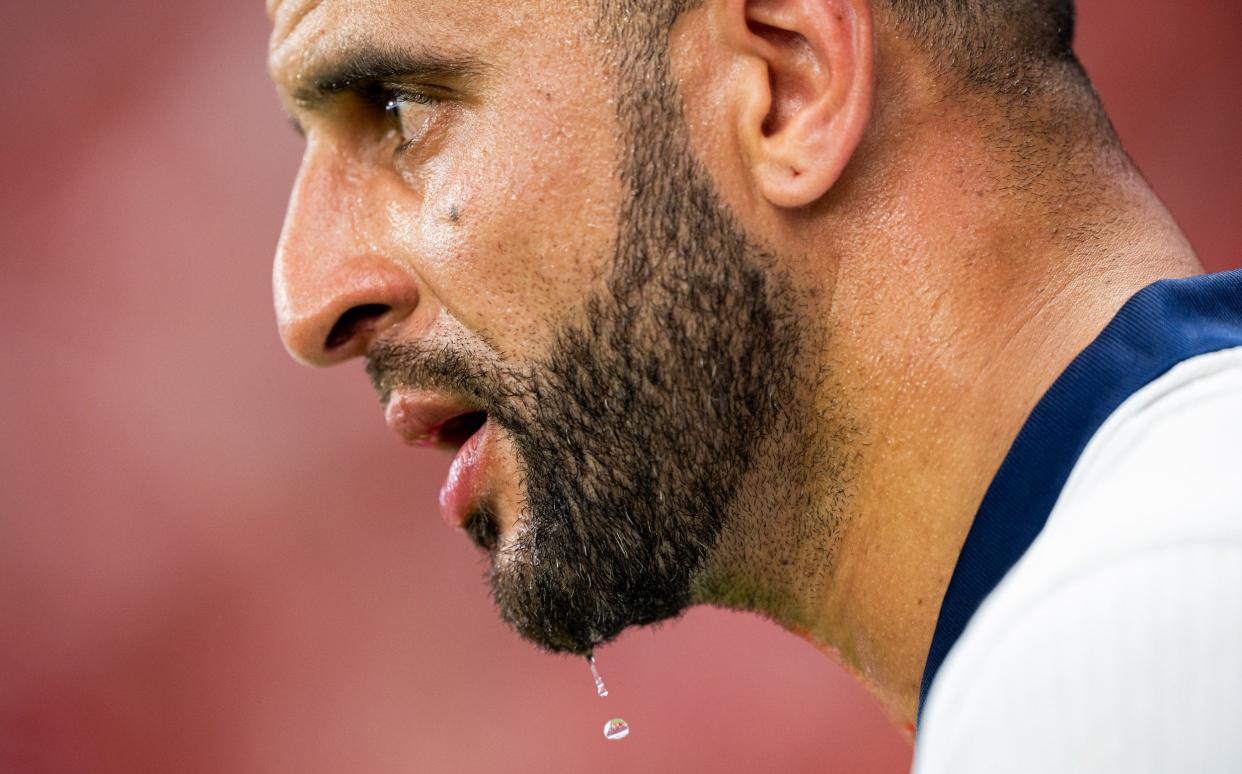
left=2, top=2, right=1238, bottom=772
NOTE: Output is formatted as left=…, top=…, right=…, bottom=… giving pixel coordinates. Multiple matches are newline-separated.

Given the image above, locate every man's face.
left=269, top=0, right=816, bottom=655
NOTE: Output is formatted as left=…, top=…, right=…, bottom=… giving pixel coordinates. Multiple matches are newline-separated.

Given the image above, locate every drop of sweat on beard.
left=587, top=654, right=630, bottom=742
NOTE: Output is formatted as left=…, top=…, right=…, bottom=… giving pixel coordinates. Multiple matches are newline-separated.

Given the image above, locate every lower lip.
left=439, top=421, right=492, bottom=528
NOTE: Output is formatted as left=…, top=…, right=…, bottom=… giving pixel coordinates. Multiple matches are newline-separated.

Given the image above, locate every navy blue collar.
left=918, top=269, right=1242, bottom=721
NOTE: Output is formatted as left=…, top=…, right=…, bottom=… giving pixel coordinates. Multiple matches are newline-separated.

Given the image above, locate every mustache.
left=365, top=337, right=519, bottom=417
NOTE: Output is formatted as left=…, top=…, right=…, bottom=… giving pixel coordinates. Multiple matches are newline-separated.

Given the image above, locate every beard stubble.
left=368, top=23, right=828, bottom=656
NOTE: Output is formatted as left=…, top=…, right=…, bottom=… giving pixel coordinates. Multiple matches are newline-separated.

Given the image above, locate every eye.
left=383, top=90, right=439, bottom=149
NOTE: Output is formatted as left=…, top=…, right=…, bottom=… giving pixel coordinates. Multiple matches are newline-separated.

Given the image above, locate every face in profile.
left=269, top=0, right=832, bottom=656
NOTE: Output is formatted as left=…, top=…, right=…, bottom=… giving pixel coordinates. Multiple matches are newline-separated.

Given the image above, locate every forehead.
left=267, top=0, right=593, bottom=87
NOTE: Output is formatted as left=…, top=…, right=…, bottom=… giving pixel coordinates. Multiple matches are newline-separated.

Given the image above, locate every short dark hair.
left=884, top=0, right=1082, bottom=93
left=597, top=0, right=1085, bottom=96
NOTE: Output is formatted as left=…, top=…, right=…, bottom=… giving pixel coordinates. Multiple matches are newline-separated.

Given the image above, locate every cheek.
left=393, top=96, right=623, bottom=361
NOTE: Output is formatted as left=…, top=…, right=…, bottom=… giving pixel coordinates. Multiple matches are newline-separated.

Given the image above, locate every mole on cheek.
left=449, top=204, right=461, bottom=224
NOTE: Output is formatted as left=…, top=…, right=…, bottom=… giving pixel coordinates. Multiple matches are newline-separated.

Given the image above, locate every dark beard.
left=367, top=25, right=804, bottom=656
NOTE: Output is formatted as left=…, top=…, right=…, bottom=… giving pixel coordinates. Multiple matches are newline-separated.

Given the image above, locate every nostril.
left=324, top=303, right=391, bottom=351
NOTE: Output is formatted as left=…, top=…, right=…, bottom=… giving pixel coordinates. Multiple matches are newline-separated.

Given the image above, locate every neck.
left=791, top=120, right=1202, bottom=726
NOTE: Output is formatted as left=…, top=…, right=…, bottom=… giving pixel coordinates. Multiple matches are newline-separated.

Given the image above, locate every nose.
left=273, top=140, right=421, bottom=366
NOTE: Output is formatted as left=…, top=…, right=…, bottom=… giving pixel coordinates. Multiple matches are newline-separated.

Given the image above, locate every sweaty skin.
left=268, top=0, right=1202, bottom=725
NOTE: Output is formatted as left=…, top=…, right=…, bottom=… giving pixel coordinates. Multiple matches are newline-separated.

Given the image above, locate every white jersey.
left=915, top=271, right=1242, bottom=773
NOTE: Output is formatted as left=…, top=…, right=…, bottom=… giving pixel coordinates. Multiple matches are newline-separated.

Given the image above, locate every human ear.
left=720, top=0, right=873, bottom=208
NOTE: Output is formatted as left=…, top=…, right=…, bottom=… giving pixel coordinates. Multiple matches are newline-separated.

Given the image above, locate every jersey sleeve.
left=914, top=540, right=1242, bottom=774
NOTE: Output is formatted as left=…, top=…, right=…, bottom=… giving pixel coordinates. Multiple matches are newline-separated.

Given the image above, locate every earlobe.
left=735, top=0, right=874, bottom=209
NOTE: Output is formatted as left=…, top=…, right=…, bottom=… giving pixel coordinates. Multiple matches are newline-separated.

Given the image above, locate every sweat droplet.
left=603, top=718, right=630, bottom=741
left=588, top=656, right=609, bottom=698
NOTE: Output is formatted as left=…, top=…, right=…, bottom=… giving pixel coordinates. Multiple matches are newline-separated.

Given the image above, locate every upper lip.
left=384, top=388, right=488, bottom=449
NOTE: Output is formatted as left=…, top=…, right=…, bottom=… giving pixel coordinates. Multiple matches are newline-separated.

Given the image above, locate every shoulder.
left=916, top=347, right=1242, bottom=774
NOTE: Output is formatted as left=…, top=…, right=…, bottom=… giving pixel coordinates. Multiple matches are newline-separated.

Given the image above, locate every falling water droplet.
left=586, top=654, right=630, bottom=741
left=588, top=655, right=609, bottom=697
left=603, top=718, right=631, bottom=741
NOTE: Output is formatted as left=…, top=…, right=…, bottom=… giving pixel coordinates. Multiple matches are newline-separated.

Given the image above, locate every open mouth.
left=383, top=389, right=500, bottom=533
left=431, top=410, right=488, bottom=449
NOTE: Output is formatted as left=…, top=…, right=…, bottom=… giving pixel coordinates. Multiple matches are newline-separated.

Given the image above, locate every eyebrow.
left=291, top=47, right=487, bottom=110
